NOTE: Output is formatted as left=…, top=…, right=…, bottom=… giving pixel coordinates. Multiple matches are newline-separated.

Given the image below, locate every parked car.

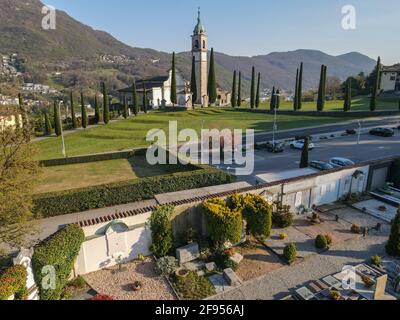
left=266, top=142, right=285, bottom=153
left=369, top=127, right=395, bottom=137
left=346, top=129, right=357, bottom=135
left=309, top=160, right=334, bottom=171
left=290, top=140, right=315, bottom=150
left=329, top=157, right=355, bottom=168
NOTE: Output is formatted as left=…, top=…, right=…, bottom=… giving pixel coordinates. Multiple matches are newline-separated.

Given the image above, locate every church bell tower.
left=191, top=8, right=208, bottom=105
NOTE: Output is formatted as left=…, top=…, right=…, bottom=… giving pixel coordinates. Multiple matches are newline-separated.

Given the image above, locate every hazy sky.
left=47, top=0, right=399, bottom=65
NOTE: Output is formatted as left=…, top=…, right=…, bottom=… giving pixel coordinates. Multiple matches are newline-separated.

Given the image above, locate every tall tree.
left=370, top=56, right=381, bottom=111
left=255, top=72, right=261, bottom=109
left=0, top=112, right=39, bottom=252
left=80, top=92, right=87, bottom=129
left=250, top=66, right=255, bottom=109
left=317, top=65, right=326, bottom=111
left=132, top=81, right=139, bottom=116
left=190, top=55, right=198, bottom=104
left=123, top=96, right=129, bottom=119
left=386, top=209, right=400, bottom=257
left=276, top=89, right=281, bottom=110
left=102, top=82, right=110, bottom=124
left=17, top=93, right=30, bottom=141
left=70, top=91, right=77, bottom=129
left=208, top=48, right=217, bottom=105
left=53, top=101, right=62, bottom=137
left=231, top=70, right=237, bottom=108
left=237, top=71, right=242, bottom=107
left=94, top=94, right=101, bottom=124
left=143, top=82, right=148, bottom=114
left=170, top=52, right=177, bottom=106
left=344, top=77, right=352, bottom=112
left=297, top=62, right=304, bottom=110
left=300, top=137, right=310, bottom=168
left=44, top=112, right=52, bottom=136
left=270, top=86, right=276, bottom=111
left=293, top=69, right=299, bottom=111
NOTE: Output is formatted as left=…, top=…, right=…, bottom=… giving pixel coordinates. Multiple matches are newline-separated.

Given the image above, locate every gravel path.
left=211, top=217, right=391, bottom=300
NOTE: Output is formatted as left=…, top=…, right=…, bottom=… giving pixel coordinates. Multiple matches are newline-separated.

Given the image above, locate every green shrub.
left=386, top=209, right=400, bottom=257
left=0, top=265, right=28, bottom=300
left=174, top=271, right=216, bottom=300
left=203, top=198, right=243, bottom=245
left=154, top=256, right=178, bottom=275
left=315, top=235, right=328, bottom=250
left=371, top=255, right=382, bottom=267
left=32, top=224, right=85, bottom=300
left=68, top=275, right=86, bottom=289
left=272, top=202, right=294, bottom=228
left=241, top=194, right=273, bottom=238
left=213, top=249, right=239, bottom=271
left=149, top=206, right=174, bottom=258
left=283, top=243, right=297, bottom=265
left=33, top=167, right=233, bottom=217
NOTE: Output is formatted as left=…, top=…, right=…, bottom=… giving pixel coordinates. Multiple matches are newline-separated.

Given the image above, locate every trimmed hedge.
left=241, top=194, right=272, bottom=238
left=149, top=206, right=174, bottom=258
left=203, top=198, right=243, bottom=245
left=32, top=224, right=85, bottom=300
left=33, top=167, right=234, bottom=218
left=0, top=265, right=28, bottom=300
left=283, top=243, right=297, bottom=265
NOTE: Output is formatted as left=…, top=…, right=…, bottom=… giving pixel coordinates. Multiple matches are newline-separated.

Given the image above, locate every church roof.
left=118, top=75, right=169, bottom=92
left=382, top=64, right=400, bottom=72
left=193, top=9, right=206, bottom=35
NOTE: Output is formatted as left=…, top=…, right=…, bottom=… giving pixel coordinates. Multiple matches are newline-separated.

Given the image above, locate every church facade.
left=118, top=10, right=230, bottom=109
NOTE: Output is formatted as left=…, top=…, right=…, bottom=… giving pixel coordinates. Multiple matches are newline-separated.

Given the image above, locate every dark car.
left=309, top=160, right=334, bottom=171
left=266, top=142, right=285, bottom=153
left=369, top=128, right=395, bottom=137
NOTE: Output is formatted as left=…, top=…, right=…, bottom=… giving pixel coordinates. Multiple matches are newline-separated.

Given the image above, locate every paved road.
left=218, top=130, right=400, bottom=184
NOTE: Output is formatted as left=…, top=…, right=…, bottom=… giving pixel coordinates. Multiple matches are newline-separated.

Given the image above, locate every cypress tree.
left=53, top=101, right=61, bottom=137
left=123, top=96, right=129, bottom=119
left=208, top=48, right=217, bottom=105
left=300, top=137, right=310, bottom=168
left=386, top=209, right=400, bottom=257
left=255, top=72, right=261, bottom=109
left=370, top=57, right=381, bottom=111
left=171, top=52, right=177, bottom=106
left=132, top=81, right=139, bottom=115
left=44, top=112, right=52, bottom=136
left=298, top=62, right=303, bottom=110
left=102, top=82, right=110, bottom=124
left=143, top=82, right=148, bottom=114
left=94, top=94, right=101, bottom=124
left=231, top=70, right=237, bottom=108
left=17, top=93, right=23, bottom=128
left=237, top=71, right=242, bottom=107
left=270, top=86, right=276, bottom=111
left=276, top=89, right=281, bottom=110
left=250, top=66, right=255, bottom=109
left=70, top=91, right=77, bottom=128
left=344, top=78, right=352, bottom=112
left=190, top=55, right=198, bottom=104
left=81, top=92, right=87, bottom=129
left=322, top=65, right=327, bottom=108
left=294, top=69, right=299, bottom=111
left=317, top=65, right=325, bottom=111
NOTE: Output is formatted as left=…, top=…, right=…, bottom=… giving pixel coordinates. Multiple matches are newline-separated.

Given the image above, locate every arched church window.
left=203, top=40, right=206, bottom=49
left=195, top=40, right=199, bottom=49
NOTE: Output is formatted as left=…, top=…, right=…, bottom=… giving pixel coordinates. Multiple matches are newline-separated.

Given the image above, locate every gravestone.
left=13, top=248, right=39, bottom=300
left=373, top=274, right=388, bottom=300
left=230, top=253, right=243, bottom=265
left=176, top=243, right=200, bottom=265
left=223, top=268, right=242, bottom=287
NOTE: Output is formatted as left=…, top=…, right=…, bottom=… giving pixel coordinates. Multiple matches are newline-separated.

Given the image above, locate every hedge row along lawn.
left=32, top=224, right=85, bottom=300
left=33, top=166, right=234, bottom=217
left=0, top=265, right=28, bottom=300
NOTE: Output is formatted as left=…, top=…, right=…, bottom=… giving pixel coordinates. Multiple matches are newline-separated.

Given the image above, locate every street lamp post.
left=58, top=100, right=66, bottom=158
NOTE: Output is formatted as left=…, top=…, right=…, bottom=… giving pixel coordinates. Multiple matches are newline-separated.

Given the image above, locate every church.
left=118, top=10, right=230, bottom=109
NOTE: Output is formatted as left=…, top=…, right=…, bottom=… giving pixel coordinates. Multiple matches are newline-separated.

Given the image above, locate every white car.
left=290, top=140, right=315, bottom=150
left=329, top=157, right=355, bottom=168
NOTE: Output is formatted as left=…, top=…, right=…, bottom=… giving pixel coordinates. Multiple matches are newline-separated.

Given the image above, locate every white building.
left=380, top=64, right=400, bottom=93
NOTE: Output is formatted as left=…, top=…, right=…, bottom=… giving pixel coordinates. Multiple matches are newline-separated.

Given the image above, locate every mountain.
left=0, top=0, right=376, bottom=96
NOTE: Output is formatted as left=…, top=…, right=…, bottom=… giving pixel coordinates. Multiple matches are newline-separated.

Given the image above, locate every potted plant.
left=279, top=233, right=288, bottom=240
left=351, top=224, right=361, bottom=234
left=132, top=281, right=143, bottom=292
left=137, top=253, right=146, bottom=263
left=361, top=275, right=374, bottom=288
left=329, top=289, right=341, bottom=301
left=175, top=268, right=189, bottom=279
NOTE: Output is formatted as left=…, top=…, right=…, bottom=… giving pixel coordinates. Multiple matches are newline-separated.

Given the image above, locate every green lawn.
left=35, top=155, right=197, bottom=194
left=33, top=108, right=367, bottom=160
left=250, top=96, right=399, bottom=111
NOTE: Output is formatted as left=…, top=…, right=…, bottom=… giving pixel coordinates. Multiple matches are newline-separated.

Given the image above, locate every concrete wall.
left=381, top=71, right=399, bottom=92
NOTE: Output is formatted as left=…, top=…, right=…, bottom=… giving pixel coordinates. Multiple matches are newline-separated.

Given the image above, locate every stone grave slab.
left=176, top=243, right=200, bottom=265
left=208, top=274, right=229, bottom=294
left=295, top=287, right=315, bottom=300
left=230, top=253, right=243, bottom=265
left=183, top=260, right=206, bottom=271
left=205, top=262, right=216, bottom=272
left=223, top=268, right=242, bottom=287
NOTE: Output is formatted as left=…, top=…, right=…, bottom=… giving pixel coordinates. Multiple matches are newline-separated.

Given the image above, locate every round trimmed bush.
left=154, top=256, right=178, bottom=275
left=283, top=243, right=297, bottom=265
left=371, top=255, right=382, bottom=267
left=315, top=235, right=328, bottom=250
left=242, top=194, right=273, bottom=238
